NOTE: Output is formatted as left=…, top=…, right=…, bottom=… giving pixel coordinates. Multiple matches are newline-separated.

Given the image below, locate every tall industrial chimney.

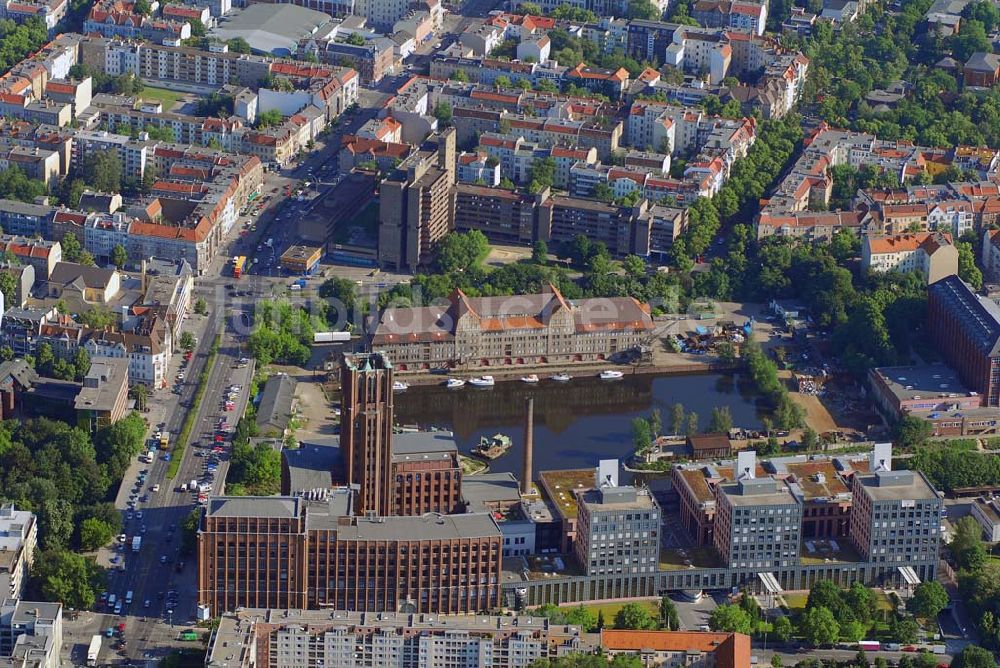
left=521, top=397, right=534, bottom=495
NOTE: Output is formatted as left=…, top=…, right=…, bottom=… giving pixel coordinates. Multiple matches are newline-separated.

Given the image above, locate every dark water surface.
left=394, top=372, right=765, bottom=478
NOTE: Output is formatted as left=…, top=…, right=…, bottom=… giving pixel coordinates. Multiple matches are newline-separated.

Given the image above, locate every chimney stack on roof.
left=521, top=396, right=533, bottom=495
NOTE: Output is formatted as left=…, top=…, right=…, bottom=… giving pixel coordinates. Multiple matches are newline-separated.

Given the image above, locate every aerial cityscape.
left=0, top=0, right=996, bottom=662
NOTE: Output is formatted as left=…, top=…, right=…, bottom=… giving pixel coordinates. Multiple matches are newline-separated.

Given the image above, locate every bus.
left=159, top=432, right=170, bottom=451
left=180, top=631, right=199, bottom=641
left=857, top=641, right=881, bottom=652
left=233, top=256, right=246, bottom=279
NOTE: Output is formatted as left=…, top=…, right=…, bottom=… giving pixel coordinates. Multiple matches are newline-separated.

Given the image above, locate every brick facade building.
left=368, top=284, right=654, bottom=371
left=198, top=497, right=502, bottom=615
left=927, top=275, right=1000, bottom=406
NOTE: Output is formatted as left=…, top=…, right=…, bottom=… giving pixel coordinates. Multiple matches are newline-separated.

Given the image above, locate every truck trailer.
left=87, top=635, right=101, bottom=666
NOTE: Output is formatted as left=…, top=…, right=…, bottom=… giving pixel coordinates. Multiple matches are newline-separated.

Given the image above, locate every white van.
left=125, top=591, right=133, bottom=604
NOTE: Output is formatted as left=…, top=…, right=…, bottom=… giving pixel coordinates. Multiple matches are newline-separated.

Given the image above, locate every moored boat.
left=549, top=373, right=572, bottom=382
left=392, top=381, right=409, bottom=392
left=445, top=378, right=466, bottom=389
left=473, top=433, right=512, bottom=459
left=520, top=374, right=540, bottom=383
left=469, top=375, right=495, bottom=387
left=599, top=369, right=624, bottom=380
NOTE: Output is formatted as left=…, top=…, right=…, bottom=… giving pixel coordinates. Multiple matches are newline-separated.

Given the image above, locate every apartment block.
left=691, top=0, right=768, bottom=35
left=861, top=232, right=958, bottom=284
left=0, top=235, right=61, bottom=280
left=0, top=201, right=56, bottom=239
left=0, top=506, right=36, bottom=601
left=217, top=611, right=703, bottom=668
left=0, top=600, right=62, bottom=668
left=453, top=184, right=538, bottom=245
left=377, top=129, right=456, bottom=272
left=456, top=152, right=500, bottom=186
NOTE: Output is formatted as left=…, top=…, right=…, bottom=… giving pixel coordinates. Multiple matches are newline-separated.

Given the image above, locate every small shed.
left=687, top=433, right=732, bottom=460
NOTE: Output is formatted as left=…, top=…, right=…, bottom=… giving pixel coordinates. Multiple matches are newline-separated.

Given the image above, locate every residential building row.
left=0, top=303, right=173, bottom=389
left=0, top=34, right=358, bottom=168
left=83, top=0, right=193, bottom=42
left=0, top=136, right=265, bottom=273
left=755, top=124, right=1000, bottom=241
left=0, top=0, right=67, bottom=33
left=205, top=610, right=750, bottom=668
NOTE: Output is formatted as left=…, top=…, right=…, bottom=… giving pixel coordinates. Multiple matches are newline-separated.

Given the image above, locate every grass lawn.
left=781, top=590, right=894, bottom=613
left=874, top=590, right=896, bottom=613
left=564, top=600, right=659, bottom=621
left=782, top=592, right=809, bottom=610
left=139, top=86, right=187, bottom=110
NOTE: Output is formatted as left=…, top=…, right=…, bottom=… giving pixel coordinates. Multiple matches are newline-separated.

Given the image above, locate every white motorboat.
left=520, top=374, right=540, bottom=383
left=469, top=375, right=495, bottom=387
left=392, top=381, right=409, bottom=392
left=445, top=378, right=466, bottom=389
left=549, top=373, right=572, bottom=382
left=599, top=370, right=624, bottom=380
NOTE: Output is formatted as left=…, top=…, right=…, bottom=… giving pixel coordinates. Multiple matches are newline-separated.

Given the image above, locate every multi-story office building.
left=574, top=486, right=660, bottom=577
left=927, top=275, right=1000, bottom=406
left=197, top=496, right=503, bottom=615
left=712, top=454, right=803, bottom=569
left=73, top=358, right=130, bottom=434
left=341, top=352, right=395, bottom=516
left=848, top=469, right=942, bottom=579
left=377, top=129, right=456, bottom=271
left=0, top=506, right=36, bottom=601
left=367, top=284, right=654, bottom=372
